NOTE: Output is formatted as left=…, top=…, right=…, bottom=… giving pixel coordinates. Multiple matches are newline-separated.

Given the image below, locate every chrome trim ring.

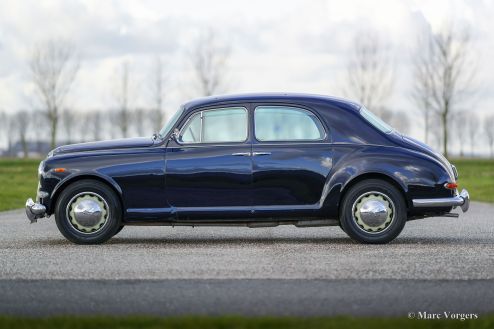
left=66, top=192, right=109, bottom=234
left=352, top=191, right=395, bottom=234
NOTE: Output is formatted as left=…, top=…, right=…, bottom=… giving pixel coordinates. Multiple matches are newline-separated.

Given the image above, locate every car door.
left=251, top=104, right=333, bottom=215
left=165, top=106, right=252, bottom=219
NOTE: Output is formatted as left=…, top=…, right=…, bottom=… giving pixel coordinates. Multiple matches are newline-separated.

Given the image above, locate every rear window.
left=360, top=107, right=394, bottom=134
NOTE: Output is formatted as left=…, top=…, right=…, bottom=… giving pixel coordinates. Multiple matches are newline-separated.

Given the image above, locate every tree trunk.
left=7, top=139, right=12, bottom=157
left=442, top=112, right=448, bottom=158
left=21, top=135, right=28, bottom=158
left=50, top=115, right=57, bottom=149
left=424, top=108, right=429, bottom=144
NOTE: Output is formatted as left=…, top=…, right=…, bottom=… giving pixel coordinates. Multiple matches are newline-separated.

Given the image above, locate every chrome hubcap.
left=353, top=192, right=394, bottom=233
left=67, top=192, right=109, bottom=233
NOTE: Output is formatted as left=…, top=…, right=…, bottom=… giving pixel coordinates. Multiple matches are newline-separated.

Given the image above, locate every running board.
left=294, top=219, right=339, bottom=227
left=248, top=219, right=338, bottom=228
left=126, top=219, right=340, bottom=228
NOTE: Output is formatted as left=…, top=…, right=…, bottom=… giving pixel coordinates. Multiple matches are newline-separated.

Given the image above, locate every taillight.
left=444, top=182, right=458, bottom=190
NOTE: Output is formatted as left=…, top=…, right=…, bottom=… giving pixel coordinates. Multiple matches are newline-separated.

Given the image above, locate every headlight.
left=38, top=161, right=45, bottom=177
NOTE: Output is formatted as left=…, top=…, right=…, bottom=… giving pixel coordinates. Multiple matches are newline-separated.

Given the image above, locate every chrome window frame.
left=178, top=106, right=249, bottom=145
left=253, top=105, right=327, bottom=142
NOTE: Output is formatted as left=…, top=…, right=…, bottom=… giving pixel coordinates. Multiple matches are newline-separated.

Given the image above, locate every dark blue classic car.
left=26, top=93, right=469, bottom=244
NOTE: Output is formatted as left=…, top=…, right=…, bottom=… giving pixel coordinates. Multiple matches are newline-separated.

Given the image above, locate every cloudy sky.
left=0, top=0, right=493, bottom=150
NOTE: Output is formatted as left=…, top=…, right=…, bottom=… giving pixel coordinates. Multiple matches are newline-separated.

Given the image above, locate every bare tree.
left=133, top=108, right=147, bottom=136
left=61, top=108, right=77, bottom=144
left=31, top=110, right=49, bottom=155
left=411, top=32, right=435, bottom=144
left=114, top=62, right=131, bottom=138
left=343, top=30, right=394, bottom=114
left=0, top=110, right=6, bottom=153
left=149, top=56, right=166, bottom=132
left=414, top=24, right=476, bottom=158
left=485, top=116, right=494, bottom=158
left=14, top=110, right=30, bottom=158
left=72, top=111, right=90, bottom=142
left=107, top=110, right=120, bottom=139
left=465, top=113, right=479, bottom=157
left=190, top=30, right=230, bottom=96
left=454, top=111, right=467, bottom=157
left=0, top=112, right=16, bottom=157
left=383, top=110, right=410, bottom=135
left=29, top=39, right=80, bottom=149
left=0, top=110, right=12, bottom=156
left=86, top=110, right=103, bottom=141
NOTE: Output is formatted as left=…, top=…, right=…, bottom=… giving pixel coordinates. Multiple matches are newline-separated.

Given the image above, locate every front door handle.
left=232, top=152, right=251, bottom=156
left=252, top=152, right=271, bottom=156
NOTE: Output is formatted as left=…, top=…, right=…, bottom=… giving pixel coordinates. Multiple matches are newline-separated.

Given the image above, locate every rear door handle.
left=252, top=152, right=271, bottom=156
left=232, top=152, right=251, bottom=156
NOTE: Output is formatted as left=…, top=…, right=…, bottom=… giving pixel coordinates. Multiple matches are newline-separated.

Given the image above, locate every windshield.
left=159, top=106, right=183, bottom=138
left=360, top=107, right=394, bottom=134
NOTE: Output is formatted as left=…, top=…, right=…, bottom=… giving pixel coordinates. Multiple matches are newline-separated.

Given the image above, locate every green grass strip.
left=0, top=315, right=492, bottom=329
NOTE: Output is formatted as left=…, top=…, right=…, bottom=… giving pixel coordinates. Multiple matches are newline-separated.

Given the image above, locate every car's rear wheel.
left=113, top=225, right=125, bottom=236
left=339, top=179, right=406, bottom=244
left=55, top=179, right=122, bottom=244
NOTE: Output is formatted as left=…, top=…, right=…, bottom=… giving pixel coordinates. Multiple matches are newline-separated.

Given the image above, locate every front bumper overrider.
left=25, top=198, right=47, bottom=223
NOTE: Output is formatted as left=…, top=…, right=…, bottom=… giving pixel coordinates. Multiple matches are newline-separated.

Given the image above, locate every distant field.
left=0, top=159, right=39, bottom=211
left=0, top=158, right=492, bottom=212
left=452, top=159, right=494, bottom=203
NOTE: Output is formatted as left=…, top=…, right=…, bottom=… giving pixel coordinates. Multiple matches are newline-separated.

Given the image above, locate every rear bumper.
left=412, top=189, right=470, bottom=213
left=25, top=198, right=47, bottom=223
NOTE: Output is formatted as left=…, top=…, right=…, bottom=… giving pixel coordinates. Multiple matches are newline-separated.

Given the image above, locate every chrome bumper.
left=25, top=198, right=47, bottom=223
left=412, top=189, right=470, bottom=213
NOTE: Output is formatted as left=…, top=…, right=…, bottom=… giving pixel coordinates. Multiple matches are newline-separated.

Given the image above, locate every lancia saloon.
left=26, top=93, right=469, bottom=244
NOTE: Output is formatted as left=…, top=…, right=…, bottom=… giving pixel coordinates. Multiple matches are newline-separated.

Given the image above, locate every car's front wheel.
left=339, top=179, right=407, bottom=244
left=55, top=179, right=122, bottom=244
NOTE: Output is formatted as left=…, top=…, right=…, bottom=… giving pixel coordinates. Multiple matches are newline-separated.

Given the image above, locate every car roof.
left=182, top=92, right=362, bottom=112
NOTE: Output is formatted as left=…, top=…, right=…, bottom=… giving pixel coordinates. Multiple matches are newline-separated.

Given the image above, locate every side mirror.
left=171, top=128, right=180, bottom=141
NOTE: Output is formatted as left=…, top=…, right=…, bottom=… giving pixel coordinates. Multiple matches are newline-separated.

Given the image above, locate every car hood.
left=53, top=137, right=155, bottom=155
left=401, top=135, right=455, bottom=179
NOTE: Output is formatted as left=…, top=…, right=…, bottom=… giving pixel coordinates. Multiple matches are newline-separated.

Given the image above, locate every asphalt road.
left=0, top=202, right=493, bottom=317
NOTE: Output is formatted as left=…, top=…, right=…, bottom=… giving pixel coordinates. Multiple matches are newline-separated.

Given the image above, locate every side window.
left=180, top=112, right=201, bottom=143
left=254, top=106, right=325, bottom=141
left=179, top=107, right=248, bottom=143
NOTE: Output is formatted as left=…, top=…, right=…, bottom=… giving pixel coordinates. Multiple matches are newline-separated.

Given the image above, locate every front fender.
left=40, top=148, right=165, bottom=216
left=48, top=172, right=123, bottom=213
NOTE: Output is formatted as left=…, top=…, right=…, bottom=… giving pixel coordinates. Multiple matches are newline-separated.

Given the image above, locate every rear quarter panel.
left=321, top=144, right=454, bottom=218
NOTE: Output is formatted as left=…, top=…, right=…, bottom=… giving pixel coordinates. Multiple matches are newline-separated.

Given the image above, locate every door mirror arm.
left=171, top=128, right=180, bottom=142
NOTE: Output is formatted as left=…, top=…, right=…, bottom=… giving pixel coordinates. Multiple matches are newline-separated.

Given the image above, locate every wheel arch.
left=49, top=174, right=123, bottom=216
left=339, top=172, right=410, bottom=214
